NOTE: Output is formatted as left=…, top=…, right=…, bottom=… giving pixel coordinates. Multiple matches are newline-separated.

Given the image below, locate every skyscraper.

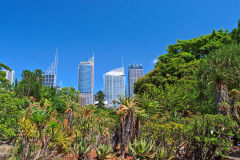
left=43, top=50, right=58, bottom=87
left=128, top=64, right=143, bottom=97
left=104, top=67, right=125, bottom=107
left=78, top=56, right=94, bottom=105
left=3, top=69, right=15, bottom=84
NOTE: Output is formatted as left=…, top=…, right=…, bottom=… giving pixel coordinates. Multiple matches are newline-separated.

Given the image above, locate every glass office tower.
left=104, top=67, right=125, bottom=107
left=78, top=57, right=94, bottom=105
left=43, top=51, right=58, bottom=87
left=128, top=64, right=143, bottom=97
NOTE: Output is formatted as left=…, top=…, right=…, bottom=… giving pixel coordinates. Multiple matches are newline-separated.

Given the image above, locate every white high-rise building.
left=104, top=67, right=125, bottom=107
left=3, top=70, right=15, bottom=84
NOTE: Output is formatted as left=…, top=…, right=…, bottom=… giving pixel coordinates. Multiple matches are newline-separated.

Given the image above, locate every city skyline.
left=1, top=1, right=239, bottom=92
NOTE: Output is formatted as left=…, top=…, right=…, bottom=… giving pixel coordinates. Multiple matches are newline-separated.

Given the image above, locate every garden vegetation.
left=1, top=20, right=240, bottom=159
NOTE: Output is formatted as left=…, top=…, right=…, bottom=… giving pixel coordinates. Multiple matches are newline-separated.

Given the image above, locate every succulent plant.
left=128, top=139, right=155, bottom=160
left=155, top=146, right=169, bottom=160
left=74, top=139, right=91, bottom=160
left=96, top=144, right=114, bottom=160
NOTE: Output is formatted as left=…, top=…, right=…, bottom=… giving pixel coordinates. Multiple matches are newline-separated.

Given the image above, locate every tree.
left=134, top=29, right=233, bottom=95
left=230, top=19, right=240, bottom=43
left=198, top=44, right=240, bottom=113
left=15, top=69, right=44, bottom=100
left=0, top=87, right=24, bottom=141
left=14, top=78, right=18, bottom=87
left=58, top=87, right=80, bottom=127
left=113, top=96, right=143, bottom=158
left=95, top=91, right=105, bottom=109
left=0, top=63, right=11, bottom=85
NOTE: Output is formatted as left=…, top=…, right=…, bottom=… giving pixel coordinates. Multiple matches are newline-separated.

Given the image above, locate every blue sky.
left=1, top=0, right=240, bottom=92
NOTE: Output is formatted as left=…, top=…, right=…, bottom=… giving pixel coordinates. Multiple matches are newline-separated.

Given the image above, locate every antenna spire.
left=55, top=48, right=58, bottom=65
left=122, top=56, right=124, bottom=68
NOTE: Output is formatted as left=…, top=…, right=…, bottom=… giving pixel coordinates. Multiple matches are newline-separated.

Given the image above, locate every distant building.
left=79, top=95, right=87, bottom=107
left=78, top=56, right=94, bottom=105
left=128, top=64, right=143, bottom=97
left=104, top=67, right=125, bottom=107
left=43, top=50, right=58, bottom=87
left=56, top=85, right=62, bottom=91
left=3, top=70, right=15, bottom=84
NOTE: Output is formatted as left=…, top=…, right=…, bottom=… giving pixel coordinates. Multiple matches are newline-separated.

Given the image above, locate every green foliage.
left=128, top=139, right=155, bottom=160
left=30, top=105, right=48, bottom=123
left=134, top=29, right=233, bottom=96
left=13, top=107, right=72, bottom=159
left=199, top=44, right=240, bottom=91
left=57, top=87, right=80, bottom=107
left=95, top=90, right=105, bottom=109
left=135, top=22, right=240, bottom=116
left=15, top=69, right=44, bottom=99
left=167, top=29, right=232, bottom=58
left=230, top=19, right=240, bottom=43
left=52, top=96, right=67, bottom=114
left=185, top=114, right=237, bottom=159
left=0, top=88, right=24, bottom=141
left=3, top=19, right=240, bottom=160
left=155, top=147, right=169, bottom=160
left=141, top=113, right=186, bottom=159
left=96, top=144, right=114, bottom=160
left=74, top=139, right=91, bottom=160
left=0, top=63, right=11, bottom=86
left=73, top=105, right=117, bottom=146
left=40, top=86, right=57, bottom=101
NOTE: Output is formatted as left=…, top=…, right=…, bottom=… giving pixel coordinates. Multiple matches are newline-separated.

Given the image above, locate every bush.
left=184, top=114, right=237, bottom=159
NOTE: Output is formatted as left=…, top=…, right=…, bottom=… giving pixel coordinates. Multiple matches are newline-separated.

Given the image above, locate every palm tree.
left=113, top=96, right=143, bottom=158
left=199, top=44, right=240, bottom=113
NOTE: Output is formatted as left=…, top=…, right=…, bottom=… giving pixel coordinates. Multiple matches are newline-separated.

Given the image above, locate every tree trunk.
left=215, top=80, right=229, bottom=113
left=67, top=109, right=73, bottom=128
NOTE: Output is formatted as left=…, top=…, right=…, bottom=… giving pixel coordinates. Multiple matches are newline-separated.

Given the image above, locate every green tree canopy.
left=95, top=91, right=105, bottom=109
left=15, top=69, right=44, bottom=99
left=0, top=63, right=11, bottom=85
left=198, top=44, right=240, bottom=111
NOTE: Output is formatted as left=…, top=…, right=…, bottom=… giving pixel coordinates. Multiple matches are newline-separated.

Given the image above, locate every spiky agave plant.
left=74, top=139, right=91, bottom=160
left=128, top=139, right=155, bottom=160
left=155, top=146, right=170, bottom=160
left=96, top=144, right=114, bottom=160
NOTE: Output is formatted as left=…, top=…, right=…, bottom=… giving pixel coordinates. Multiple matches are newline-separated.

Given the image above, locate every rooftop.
left=105, top=67, right=124, bottom=76
left=129, top=64, right=143, bottom=69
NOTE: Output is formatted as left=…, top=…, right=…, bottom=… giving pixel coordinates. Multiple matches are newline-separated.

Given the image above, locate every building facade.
left=104, top=67, right=125, bottom=107
left=78, top=57, right=94, bottom=105
left=43, top=51, right=58, bottom=87
left=3, top=70, right=15, bottom=84
left=79, top=95, right=87, bottom=107
left=128, top=64, right=143, bottom=97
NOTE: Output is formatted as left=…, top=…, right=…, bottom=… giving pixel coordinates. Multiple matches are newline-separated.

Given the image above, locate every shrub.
left=96, top=144, right=114, bottom=160
left=74, top=139, right=91, bottom=160
left=184, top=114, right=236, bottom=159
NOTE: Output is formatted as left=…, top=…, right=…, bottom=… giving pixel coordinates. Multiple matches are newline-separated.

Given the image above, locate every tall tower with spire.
left=43, top=49, right=58, bottom=87
left=78, top=54, right=94, bottom=105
